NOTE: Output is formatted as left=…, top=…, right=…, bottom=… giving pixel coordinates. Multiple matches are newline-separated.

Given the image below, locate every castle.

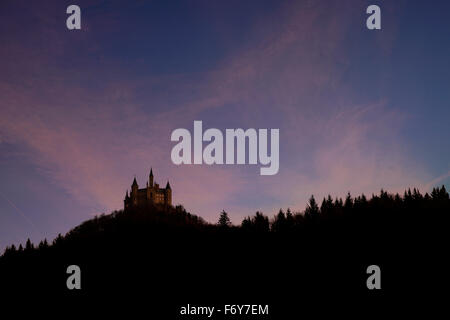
left=124, top=168, right=172, bottom=209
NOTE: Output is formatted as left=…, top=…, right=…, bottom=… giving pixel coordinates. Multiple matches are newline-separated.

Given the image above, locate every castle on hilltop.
left=124, top=168, right=172, bottom=209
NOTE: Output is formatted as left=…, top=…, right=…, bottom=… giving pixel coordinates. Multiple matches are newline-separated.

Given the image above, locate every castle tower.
left=124, top=190, right=130, bottom=209
left=131, top=177, right=138, bottom=206
left=149, top=168, right=154, bottom=187
left=165, top=181, right=172, bottom=206
left=147, top=168, right=154, bottom=202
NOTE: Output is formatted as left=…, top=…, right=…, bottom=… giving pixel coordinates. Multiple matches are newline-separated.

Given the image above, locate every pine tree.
left=38, top=239, right=49, bottom=250
left=272, top=209, right=286, bottom=232
left=218, top=210, right=231, bottom=227
left=286, top=208, right=294, bottom=227
left=241, top=216, right=252, bottom=229
left=25, top=238, right=33, bottom=251
left=305, top=195, right=319, bottom=219
left=253, top=211, right=270, bottom=232
left=344, top=192, right=353, bottom=209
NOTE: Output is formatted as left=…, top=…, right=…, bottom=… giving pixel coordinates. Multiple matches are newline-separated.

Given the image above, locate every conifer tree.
left=218, top=210, right=231, bottom=227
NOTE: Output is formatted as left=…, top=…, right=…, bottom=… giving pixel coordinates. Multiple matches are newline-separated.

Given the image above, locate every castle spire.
left=166, top=181, right=171, bottom=190
left=149, top=167, right=154, bottom=187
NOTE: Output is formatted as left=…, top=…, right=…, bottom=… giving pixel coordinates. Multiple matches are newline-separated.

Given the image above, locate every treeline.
left=1, top=203, right=206, bottom=259
left=225, top=186, right=449, bottom=233
left=1, top=185, right=449, bottom=259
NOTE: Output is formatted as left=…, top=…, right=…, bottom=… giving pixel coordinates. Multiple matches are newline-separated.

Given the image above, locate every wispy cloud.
left=0, top=190, right=39, bottom=233
left=0, top=0, right=435, bottom=228
left=423, top=171, right=450, bottom=191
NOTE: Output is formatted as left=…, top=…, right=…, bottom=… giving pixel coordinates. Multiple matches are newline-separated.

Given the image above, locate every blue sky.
left=0, top=0, right=449, bottom=250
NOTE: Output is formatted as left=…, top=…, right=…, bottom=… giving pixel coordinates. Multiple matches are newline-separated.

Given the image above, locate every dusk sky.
left=1, top=0, right=449, bottom=250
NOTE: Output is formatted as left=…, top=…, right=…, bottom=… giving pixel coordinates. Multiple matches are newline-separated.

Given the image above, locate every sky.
left=1, top=0, right=449, bottom=250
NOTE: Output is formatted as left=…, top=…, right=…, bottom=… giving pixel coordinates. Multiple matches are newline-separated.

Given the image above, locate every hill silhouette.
left=1, top=186, right=448, bottom=315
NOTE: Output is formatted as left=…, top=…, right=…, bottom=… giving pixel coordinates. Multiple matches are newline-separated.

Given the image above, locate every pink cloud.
left=0, top=0, right=434, bottom=226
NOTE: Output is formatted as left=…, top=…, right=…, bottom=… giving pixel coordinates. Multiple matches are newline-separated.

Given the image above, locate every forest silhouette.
left=1, top=186, right=448, bottom=313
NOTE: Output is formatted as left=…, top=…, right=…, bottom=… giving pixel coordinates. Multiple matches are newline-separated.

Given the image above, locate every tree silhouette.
left=0, top=184, right=448, bottom=299
left=271, top=209, right=286, bottom=232
left=25, top=238, right=33, bottom=252
left=218, top=210, right=231, bottom=227
left=252, top=211, right=270, bottom=232
left=305, top=195, right=319, bottom=220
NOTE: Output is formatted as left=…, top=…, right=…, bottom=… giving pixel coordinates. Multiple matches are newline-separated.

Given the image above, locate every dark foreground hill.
left=1, top=187, right=449, bottom=316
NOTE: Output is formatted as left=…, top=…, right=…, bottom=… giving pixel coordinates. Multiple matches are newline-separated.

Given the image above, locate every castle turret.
left=149, top=168, right=154, bottom=187
left=132, top=177, right=138, bottom=191
left=131, top=177, right=138, bottom=205
left=124, top=190, right=130, bottom=209
left=165, top=181, right=172, bottom=206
